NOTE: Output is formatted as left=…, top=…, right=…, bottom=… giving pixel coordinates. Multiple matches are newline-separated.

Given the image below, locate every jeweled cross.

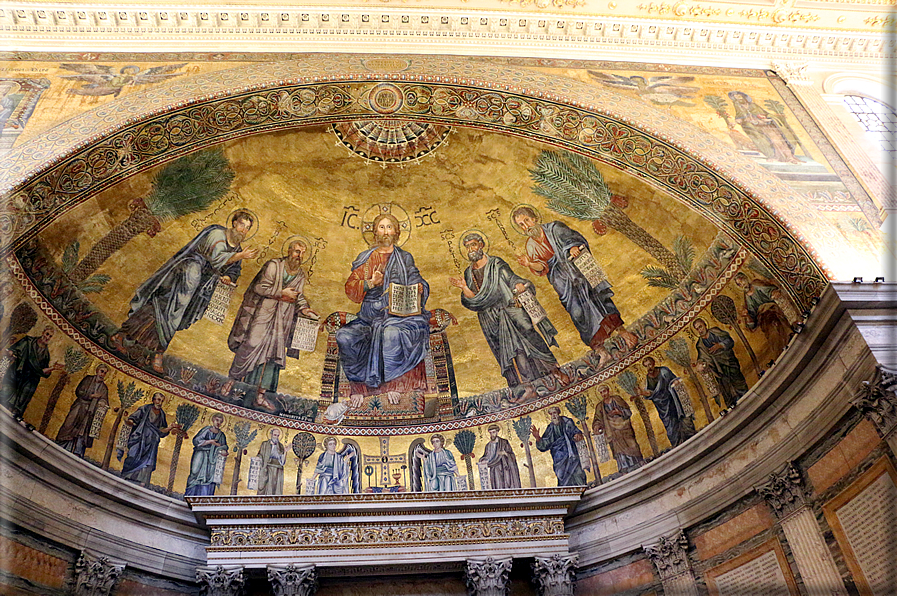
left=361, top=436, right=407, bottom=487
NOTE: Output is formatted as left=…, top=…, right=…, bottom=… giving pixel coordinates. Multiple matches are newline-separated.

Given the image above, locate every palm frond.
left=453, top=429, right=476, bottom=456
left=530, top=150, right=610, bottom=220
left=513, top=416, right=532, bottom=442
left=63, top=346, right=92, bottom=374
left=116, top=380, right=145, bottom=409
left=617, top=370, right=639, bottom=397
left=640, top=265, right=679, bottom=289
left=146, top=148, right=236, bottom=222
left=763, top=99, right=786, bottom=116
left=565, top=393, right=588, bottom=421
left=233, top=421, right=258, bottom=451
left=703, top=95, right=729, bottom=116
left=673, top=235, right=695, bottom=273
left=77, top=274, right=111, bottom=294
left=175, top=404, right=201, bottom=432
left=62, top=241, right=80, bottom=274
left=664, top=337, right=692, bottom=368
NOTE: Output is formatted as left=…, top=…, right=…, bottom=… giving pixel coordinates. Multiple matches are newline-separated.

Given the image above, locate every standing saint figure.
left=115, top=210, right=258, bottom=372
left=728, top=91, right=800, bottom=164
left=692, top=318, right=748, bottom=410
left=184, top=413, right=228, bottom=496
left=228, top=238, right=317, bottom=411
left=256, top=427, right=286, bottom=495
left=639, top=357, right=696, bottom=448
left=592, top=384, right=644, bottom=473
left=512, top=206, right=638, bottom=369
left=531, top=406, right=588, bottom=486
left=312, top=436, right=350, bottom=495
left=479, top=424, right=521, bottom=489
left=56, top=363, right=110, bottom=457
left=418, top=434, right=459, bottom=492
left=121, top=392, right=180, bottom=487
left=1, top=326, right=62, bottom=422
left=450, top=232, right=558, bottom=401
left=336, top=212, right=430, bottom=408
left=734, top=272, right=792, bottom=355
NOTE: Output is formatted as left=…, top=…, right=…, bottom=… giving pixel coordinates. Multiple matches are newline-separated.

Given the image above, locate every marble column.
left=72, top=551, right=125, bottom=596
left=531, top=553, right=577, bottom=596
left=464, top=557, right=513, bottom=596
left=771, top=60, right=891, bottom=218
left=268, top=564, right=318, bottom=596
left=851, top=365, right=897, bottom=456
left=643, top=530, right=699, bottom=596
left=756, top=462, right=847, bottom=596
left=196, top=565, right=245, bottom=596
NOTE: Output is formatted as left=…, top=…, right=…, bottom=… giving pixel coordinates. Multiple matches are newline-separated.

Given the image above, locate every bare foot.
left=617, top=328, right=639, bottom=350
left=386, top=391, right=401, bottom=405
left=109, top=332, right=125, bottom=351
left=254, top=391, right=276, bottom=412
left=152, top=353, right=165, bottom=373
left=349, top=394, right=364, bottom=409
left=594, top=347, right=613, bottom=370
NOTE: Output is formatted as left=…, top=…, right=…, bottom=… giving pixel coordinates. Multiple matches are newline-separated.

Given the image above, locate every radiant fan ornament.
left=332, top=120, right=451, bottom=164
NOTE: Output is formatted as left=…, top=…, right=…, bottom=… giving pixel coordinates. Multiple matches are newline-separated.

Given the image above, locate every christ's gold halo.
left=282, top=234, right=311, bottom=261
left=361, top=203, right=411, bottom=248
left=227, top=208, right=260, bottom=242
left=458, top=229, right=490, bottom=257
left=508, top=203, right=542, bottom=235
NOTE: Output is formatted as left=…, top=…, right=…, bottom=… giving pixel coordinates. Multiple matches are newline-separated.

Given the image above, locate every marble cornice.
left=0, top=4, right=890, bottom=67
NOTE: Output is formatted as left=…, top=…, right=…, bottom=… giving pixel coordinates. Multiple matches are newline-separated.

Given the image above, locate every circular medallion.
left=369, top=83, right=404, bottom=115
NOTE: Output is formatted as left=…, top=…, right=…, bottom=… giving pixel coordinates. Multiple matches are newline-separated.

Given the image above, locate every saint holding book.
left=336, top=206, right=430, bottom=409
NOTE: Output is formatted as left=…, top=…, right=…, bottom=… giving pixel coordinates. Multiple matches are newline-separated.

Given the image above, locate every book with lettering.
left=571, top=250, right=608, bottom=288
left=515, top=288, right=547, bottom=324
left=387, top=283, right=422, bottom=317
left=287, top=316, right=319, bottom=358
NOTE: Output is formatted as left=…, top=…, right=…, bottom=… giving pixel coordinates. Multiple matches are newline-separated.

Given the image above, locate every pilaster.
left=531, top=553, right=578, bottom=596
left=643, top=530, right=699, bottom=596
left=464, top=557, right=513, bottom=596
left=267, top=564, right=318, bottom=596
left=851, top=365, right=897, bottom=456
left=196, top=565, right=245, bottom=596
left=72, top=552, right=125, bottom=596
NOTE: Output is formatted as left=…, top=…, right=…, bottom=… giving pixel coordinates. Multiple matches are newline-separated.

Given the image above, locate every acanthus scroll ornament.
left=851, top=365, right=897, bottom=436
left=643, top=530, right=691, bottom=581
left=464, top=557, right=513, bottom=596
left=772, top=61, right=813, bottom=86
left=72, top=552, right=125, bottom=596
left=268, top=564, right=318, bottom=596
left=532, top=553, right=578, bottom=596
left=196, top=565, right=245, bottom=596
left=756, top=462, right=807, bottom=519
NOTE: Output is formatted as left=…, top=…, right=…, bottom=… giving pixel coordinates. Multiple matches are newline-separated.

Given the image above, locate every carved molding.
left=643, top=530, right=692, bottom=581
left=756, top=462, right=807, bottom=519
left=464, top=557, right=513, bottom=596
left=72, top=552, right=125, bottom=596
left=852, top=365, right=897, bottom=437
left=196, top=565, right=245, bottom=596
left=268, top=564, right=318, bottom=596
left=772, top=60, right=813, bottom=86
left=532, top=553, right=578, bottom=596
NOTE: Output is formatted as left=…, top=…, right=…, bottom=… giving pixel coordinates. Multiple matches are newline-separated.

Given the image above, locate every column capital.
left=267, top=564, right=318, bottom=596
left=532, top=553, right=578, bottom=596
left=196, top=565, right=245, bottom=596
left=772, top=61, right=813, bottom=86
left=464, top=556, right=513, bottom=596
left=73, top=551, right=125, bottom=596
left=756, top=462, right=807, bottom=519
left=852, top=365, right=897, bottom=437
left=643, top=530, right=691, bottom=581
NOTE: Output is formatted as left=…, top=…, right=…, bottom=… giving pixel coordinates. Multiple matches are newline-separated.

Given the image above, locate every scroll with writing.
left=246, top=456, right=263, bottom=490
left=287, top=317, right=319, bottom=358
left=477, top=459, right=492, bottom=491
left=212, top=451, right=227, bottom=485
left=115, top=423, right=131, bottom=453
left=305, top=477, right=317, bottom=495
left=672, top=378, right=696, bottom=417
left=203, top=281, right=236, bottom=325
left=0, top=355, right=12, bottom=380
left=88, top=404, right=109, bottom=439
left=387, top=283, right=422, bottom=317
left=593, top=432, right=612, bottom=463
left=575, top=439, right=592, bottom=472
left=515, top=288, right=547, bottom=325
left=571, top=250, right=608, bottom=288
left=456, top=475, right=468, bottom=491
left=771, top=288, right=800, bottom=325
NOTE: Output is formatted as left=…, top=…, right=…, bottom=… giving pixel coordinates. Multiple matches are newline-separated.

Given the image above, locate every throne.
left=318, top=308, right=459, bottom=423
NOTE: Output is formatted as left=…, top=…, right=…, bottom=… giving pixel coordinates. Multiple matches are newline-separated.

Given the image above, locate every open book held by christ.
left=387, top=283, right=423, bottom=317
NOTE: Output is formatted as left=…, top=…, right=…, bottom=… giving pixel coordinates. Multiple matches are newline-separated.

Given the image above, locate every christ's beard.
left=375, top=233, right=397, bottom=247
left=467, top=249, right=484, bottom=261
left=524, top=226, right=541, bottom=238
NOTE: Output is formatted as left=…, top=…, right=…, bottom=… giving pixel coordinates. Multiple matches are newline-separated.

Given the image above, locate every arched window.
left=843, top=95, right=896, bottom=153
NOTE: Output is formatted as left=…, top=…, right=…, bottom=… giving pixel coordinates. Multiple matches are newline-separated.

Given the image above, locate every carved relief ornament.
left=851, top=365, right=897, bottom=436
left=73, top=552, right=125, bottom=596
left=756, top=462, right=807, bottom=519
left=772, top=61, right=813, bottom=86
left=268, top=564, right=318, bottom=596
left=465, top=557, right=513, bottom=596
left=532, top=553, right=578, bottom=596
left=643, top=530, right=692, bottom=581
left=196, top=565, right=245, bottom=596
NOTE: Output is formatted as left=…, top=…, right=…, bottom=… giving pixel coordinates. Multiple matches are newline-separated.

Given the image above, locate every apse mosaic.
left=1, top=54, right=865, bottom=499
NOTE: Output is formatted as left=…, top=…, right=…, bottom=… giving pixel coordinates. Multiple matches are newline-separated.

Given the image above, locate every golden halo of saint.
left=361, top=203, right=411, bottom=248
left=458, top=229, right=491, bottom=257
left=281, top=234, right=312, bottom=261
left=227, top=208, right=260, bottom=242
left=508, top=203, right=542, bottom=235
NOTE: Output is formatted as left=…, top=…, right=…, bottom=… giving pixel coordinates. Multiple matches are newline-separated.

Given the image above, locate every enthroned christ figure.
left=336, top=212, right=430, bottom=409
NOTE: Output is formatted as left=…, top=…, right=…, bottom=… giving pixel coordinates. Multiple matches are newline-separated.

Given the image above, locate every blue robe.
left=535, top=416, right=587, bottom=486
left=121, top=403, right=170, bottom=484
left=336, top=246, right=430, bottom=388
left=313, top=451, right=350, bottom=495
left=695, top=327, right=748, bottom=409
left=645, top=366, right=695, bottom=447
left=123, top=225, right=243, bottom=352
left=423, top=448, right=459, bottom=492
left=461, top=256, right=558, bottom=387
left=184, top=425, right=228, bottom=496
left=530, top=222, right=621, bottom=347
